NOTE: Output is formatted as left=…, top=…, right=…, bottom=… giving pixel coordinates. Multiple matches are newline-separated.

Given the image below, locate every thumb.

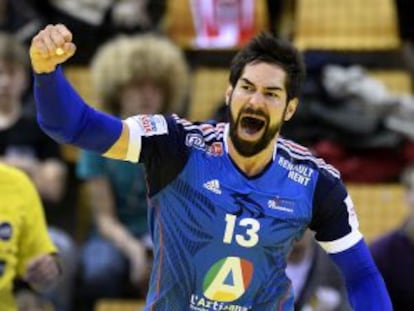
left=55, top=42, right=76, bottom=60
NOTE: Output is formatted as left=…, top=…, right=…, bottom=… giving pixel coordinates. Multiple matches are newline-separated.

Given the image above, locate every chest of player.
left=165, top=150, right=317, bottom=248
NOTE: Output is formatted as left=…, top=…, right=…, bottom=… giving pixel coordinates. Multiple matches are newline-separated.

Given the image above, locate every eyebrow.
left=240, top=78, right=283, bottom=92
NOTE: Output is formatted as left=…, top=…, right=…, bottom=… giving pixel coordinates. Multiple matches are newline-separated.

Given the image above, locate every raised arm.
left=29, top=24, right=130, bottom=160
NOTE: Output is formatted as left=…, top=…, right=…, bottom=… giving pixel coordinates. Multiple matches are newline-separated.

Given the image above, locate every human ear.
left=284, top=98, right=298, bottom=121
left=225, top=86, right=233, bottom=105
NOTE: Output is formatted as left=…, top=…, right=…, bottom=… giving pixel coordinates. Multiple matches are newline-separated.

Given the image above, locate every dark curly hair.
left=229, top=32, right=306, bottom=102
left=91, top=33, right=189, bottom=115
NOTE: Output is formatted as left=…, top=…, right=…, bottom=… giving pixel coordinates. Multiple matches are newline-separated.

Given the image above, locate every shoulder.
left=0, top=164, right=35, bottom=197
left=0, top=163, right=29, bottom=185
left=172, top=115, right=226, bottom=137
left=125, top=113, right=227, bottom=143
left=277, top=137, right=340, bottom=179
left=170, top=115, right=227, bottom=150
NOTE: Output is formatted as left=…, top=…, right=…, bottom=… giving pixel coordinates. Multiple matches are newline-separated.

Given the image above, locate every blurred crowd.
left=1, top=0, right=414, bottom=310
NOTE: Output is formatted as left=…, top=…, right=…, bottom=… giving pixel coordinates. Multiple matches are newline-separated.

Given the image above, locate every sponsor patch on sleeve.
left=127, top=114, right=168, bottom=137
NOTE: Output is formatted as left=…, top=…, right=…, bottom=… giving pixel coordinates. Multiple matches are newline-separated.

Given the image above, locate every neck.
left=226, top=135, right=277, bottom=177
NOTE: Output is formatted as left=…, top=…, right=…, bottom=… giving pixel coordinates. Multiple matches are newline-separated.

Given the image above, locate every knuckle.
left=32, top=37, right=43, bottom=48
left=39, top=29, right=48, bottom=37
left=31, top=36, right=38, bottom=45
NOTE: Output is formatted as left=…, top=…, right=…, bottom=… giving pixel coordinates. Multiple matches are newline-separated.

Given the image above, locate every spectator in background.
left=286, top=230, right=352, bottom=311
left=0, top=0, right=45, bottom=45
left=0, top=32, right=76, bottom=311
left=0, top=163, right=60, bottom=311
left=29, top=0, right=167, bottom=64
left=370, top=164, right=414, bottom=311
left=76, top=33, right=189, bottom=309
left=0, top=31, right=65, bottom=214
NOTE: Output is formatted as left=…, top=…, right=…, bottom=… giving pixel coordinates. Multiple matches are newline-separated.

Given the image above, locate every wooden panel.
left=95, top=299, right=145, bottom=311
left=188, top=67, right=228, bottom=121
left=65, top=65, right=100, bottom=108
left=294, top=0, right=401, bottom=51
left=164, top=0, right=195, bottom=48
left=368, top=70, right=412, bottom=95
left=347, top=183, right=407, bottom=242
left=254, top=0, right=269, bottom=35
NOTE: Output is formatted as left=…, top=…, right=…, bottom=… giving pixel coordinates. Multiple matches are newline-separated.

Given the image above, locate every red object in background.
left=312, top=140, right=414, bottom=183
left=190, top=0, right=255, bottom=48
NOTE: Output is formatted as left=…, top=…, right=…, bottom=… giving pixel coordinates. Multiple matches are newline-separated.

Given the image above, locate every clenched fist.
left=29, top=24, right=76, bottom=74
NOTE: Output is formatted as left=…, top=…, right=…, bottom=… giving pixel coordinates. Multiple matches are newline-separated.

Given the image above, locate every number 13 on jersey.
left=223, top=213, right=261, bottom=248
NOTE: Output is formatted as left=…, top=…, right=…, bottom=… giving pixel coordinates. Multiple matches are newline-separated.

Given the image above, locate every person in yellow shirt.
left=0, top=163, right=60, bottom=311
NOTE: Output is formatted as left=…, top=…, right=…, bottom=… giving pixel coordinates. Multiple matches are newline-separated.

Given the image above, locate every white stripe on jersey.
left=124, top=114, right=169, bottom=162
left=344, top=195, right=359, bottom=230
left=317, top=195, right=362, bottom=253
left=174, top=117, right=339, bottom=179
left=277, top=138, right=340, bottom=178
left=173, top=115, right=226, bottom=142
left=124, top=117, right=143, bottom=163
left=318, top=230, right=363, bottom=254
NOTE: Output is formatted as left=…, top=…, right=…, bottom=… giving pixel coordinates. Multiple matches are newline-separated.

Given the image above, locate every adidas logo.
left=203, top=179, right=221, bottom=194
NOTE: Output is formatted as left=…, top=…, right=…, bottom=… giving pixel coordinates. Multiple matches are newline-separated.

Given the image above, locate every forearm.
left=33, top=66, right=122, bottom=153
left=97, top=215, right=143, bottom=256
left=88, top=178, right=138, bottom=254
left=330, top=239, right=392, bottom=311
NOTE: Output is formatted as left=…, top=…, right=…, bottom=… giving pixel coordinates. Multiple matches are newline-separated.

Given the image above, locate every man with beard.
left=29, top=24, right=391, bottom=311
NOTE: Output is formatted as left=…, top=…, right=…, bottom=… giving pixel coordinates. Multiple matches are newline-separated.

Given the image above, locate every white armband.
left=124, top=115, right=168, bottom=162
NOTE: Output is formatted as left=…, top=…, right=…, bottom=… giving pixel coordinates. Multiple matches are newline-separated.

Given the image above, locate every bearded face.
left=228, top=100, right=286, bottom=157
left=226, top=61, right=296, bottom=158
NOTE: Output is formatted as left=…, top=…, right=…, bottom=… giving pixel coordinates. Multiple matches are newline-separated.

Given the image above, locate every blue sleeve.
left=33, top=66, right=122, bottom=153
left=330, top=239, right=393, bottom=311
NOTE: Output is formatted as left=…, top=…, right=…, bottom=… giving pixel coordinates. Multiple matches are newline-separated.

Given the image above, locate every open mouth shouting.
left=238, top=113, right=267, bottom=140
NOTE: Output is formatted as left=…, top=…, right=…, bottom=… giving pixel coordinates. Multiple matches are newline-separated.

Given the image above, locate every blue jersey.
left=123, top=114, right=362, bottom=311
